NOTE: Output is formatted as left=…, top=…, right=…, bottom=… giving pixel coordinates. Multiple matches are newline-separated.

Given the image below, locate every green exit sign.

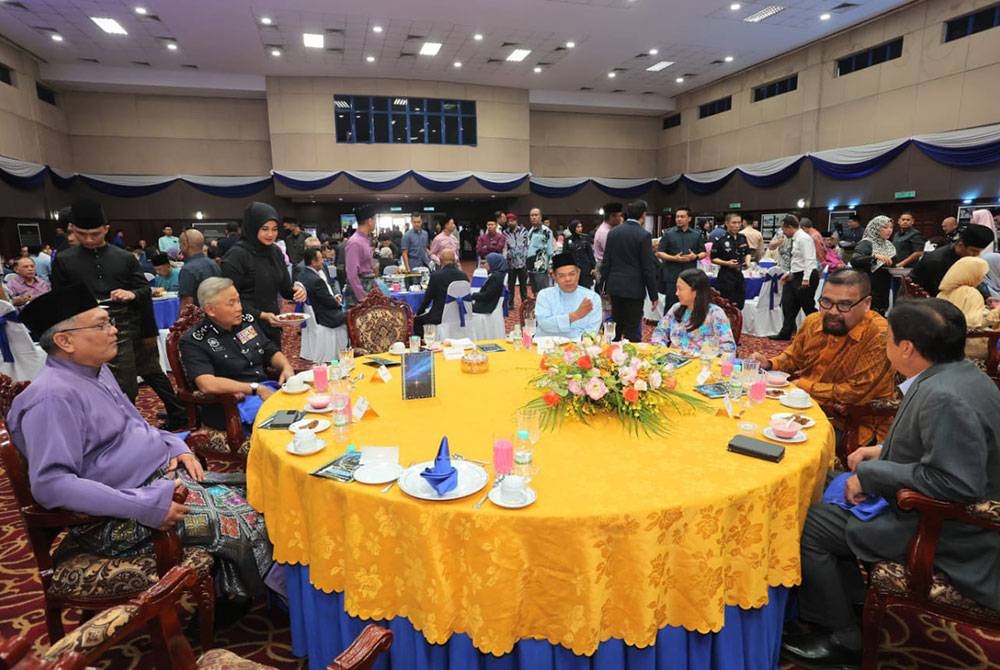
left=728, top=202, right=742, bottom=209
left=389, top=206, right=403, bottom=212
left=894, top=190, right=916, bottom=200
left=423, top=206, right=435, bottom=212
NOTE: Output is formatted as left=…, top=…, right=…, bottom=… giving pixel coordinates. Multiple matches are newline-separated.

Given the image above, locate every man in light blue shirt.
left=401, top=214, right=431, bottom=271
left=29, top=245, right=52, bottom=282
left=535, top=252, right=603, bottom=339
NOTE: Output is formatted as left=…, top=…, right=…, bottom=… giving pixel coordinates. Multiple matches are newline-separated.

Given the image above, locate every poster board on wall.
left=759, top=213, right=788, bottom=241
left=16, top=223, right=41, bottom=248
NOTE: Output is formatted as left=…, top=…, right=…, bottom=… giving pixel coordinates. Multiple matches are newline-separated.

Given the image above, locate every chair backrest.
left=518, top=298, right=535, bottom=328
left=165, top=304, right=204, bottom=396
left=0, top=373, right=29, bottom=421
left=472, top=267, right=489, bottom=278
left=382, top=265, right=400, bottom=276
left=902, top=276, right=930, bottom=299
left=3, top=273, right=16, bottom=286
left=709, top=288, right=742, bottom=345
left=967, top=328, right=1000, bottom=387
left=346, top=289, right=414, bottom=354
left=144, top=272, right=155, bottom=283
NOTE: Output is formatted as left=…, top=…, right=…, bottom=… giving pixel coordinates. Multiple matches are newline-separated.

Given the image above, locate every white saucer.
left=763, top=428, right=806, bottom=444
left=779, top=395, right=813, bottom=410
left=770, top=412, right=816, bottom=429
left=282, top=384, right=310, bottom=395
left=289, top=418, right=331, bottom=433
left=766, top=380, right=790, bottom=388
left=489, top=486, right=537, bottom=509
left=286, top=439, right=326, bottom=456
left=354, top=462, right=404, bottom=485
left=303, top=403, right=336, bottom=414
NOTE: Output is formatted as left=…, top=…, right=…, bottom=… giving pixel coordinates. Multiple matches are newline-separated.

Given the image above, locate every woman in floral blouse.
left=651, top=268, right=736, bottom=353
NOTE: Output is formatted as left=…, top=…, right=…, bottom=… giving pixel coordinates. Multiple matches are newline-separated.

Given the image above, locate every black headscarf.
left=241, top=202, right=282, bottom=252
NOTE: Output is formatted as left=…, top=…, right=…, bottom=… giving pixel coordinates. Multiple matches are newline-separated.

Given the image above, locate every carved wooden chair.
left=0, top=566, right=392, bottom=670
left=346, top=289, right=414, bottom=355
left=709, top=288, right=743, bottom=345
left=517, top=298, right=535, bottom=328
left=900, top=276, right=930, bottom=299
left=0, top=422, right=215, bottom=648
left=966, top=327, right=1000, bottom=389
left=822, top=398, right=900, bottom=468
left=0, top=373, right=29, bottom=420
left=862, top=490, right=1000, bottom=669
left=166, top=304, right=248, bottom=465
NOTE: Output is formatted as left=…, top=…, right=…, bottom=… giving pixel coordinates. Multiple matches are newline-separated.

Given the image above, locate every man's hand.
left=571, top=297, right=594, bottom=322
left=257, top=385, right=274, bottom=401
left=261, top=312, right=282, bottom=328
left=778, top=274, right=789, bottom=285
left=277, top=366, right=294, bottom=385
left=110, top=289, right=136, bottom=302
left=292, top=284, right=307, bottom=303
left=160, top=479, right=191, bottom=529
left=750, top=352, right=771, bottom=370
left=12, top=294, right=30, bottom=307
left=847, top=444, right=881, bottom=471
left=177, top=452, right=205, bottom=482
left=843, top=474, right=867, bottom=506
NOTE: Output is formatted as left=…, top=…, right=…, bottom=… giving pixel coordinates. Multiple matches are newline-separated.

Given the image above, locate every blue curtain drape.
left=912, top=138, right=1000, bottom=168
left=344, top=172, right=411, bottom=191
left=739, top=157, right=805, bottom=188
left=411, top=173, right=470, bottom=192
left=183, top=178, right=272, bottom=198
left=809, top=141, right=910, bottom=180
left=272, top=172, right=341, bottom=190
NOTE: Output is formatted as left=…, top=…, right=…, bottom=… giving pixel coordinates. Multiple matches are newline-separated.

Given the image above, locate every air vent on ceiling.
left=405, top=33, right=424, bottom=40
left=537, top=61, right=552, bottom=66
left=78, top=57, right=100, bottom=63
left=611, top=67, right=627, bottom=72
left=612, top=89, right=625, bottom=93
left=553, top=45, right=566, bottom=51
left=831, top=2, right=859, bottom=11
left=265, top=43, right=282, bottom=49
left=325, top=28, right=345, bottom=34
left=642, top=90, right=656, bottom=94
left=400, top=52, right=417, bottom=58
left=500, top=41, right=519, bottom=47
left=579, top=86, right=593, bottom=91
left=710, top=59, right=724, bottom=64
left=182, top=64, right=198, bottom=69
left=3, top=2, right=29, bottom=9
left=132, top=61, right=151, bottom=67
left=325, top=47, right=344, bottom=53
left=682, top=72, right=696, bottom=77
left=32, top=25, right=58, bottom=32
left=486, top=57, right=503, bottom=63
left=634, top=53, right=649, bottom=59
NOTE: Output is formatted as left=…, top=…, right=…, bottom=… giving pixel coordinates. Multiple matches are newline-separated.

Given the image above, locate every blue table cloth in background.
left=285, top=564, right=788, bottom=670
left=152, top=296, right=180, bottom=329
left=390, top=290, right=425, bottom=316
left=708, top=275, right=765, bottom=300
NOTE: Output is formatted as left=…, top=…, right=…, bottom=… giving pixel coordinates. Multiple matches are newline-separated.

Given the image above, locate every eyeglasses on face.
left=818, top=296, right=869, bottom=313
left=56, top=317, right=116, bottom=334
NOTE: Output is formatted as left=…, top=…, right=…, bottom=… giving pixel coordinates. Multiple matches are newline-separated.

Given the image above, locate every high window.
left=752, top=74, right=798, bottom=102
left=698, top=96, right=732, bottom=119
left=836, top=37, right=903, bottom=76
left=334, top=95, right=477, bottom=145
left=945, top=3, right=1000, bottom=42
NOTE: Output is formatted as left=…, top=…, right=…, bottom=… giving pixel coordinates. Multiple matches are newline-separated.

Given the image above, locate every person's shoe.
left=159, top=418, right=190, bottom=432
left=769, top=333, right=792, bottom=341
left=781, top=629, right=861, bottom=669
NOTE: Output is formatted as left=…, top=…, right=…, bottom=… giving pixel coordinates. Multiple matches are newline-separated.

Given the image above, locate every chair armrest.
left=177, top=389, right=245, bottom=406
left=151, top=486, right=189, bottom=576
left=327, top=624, right=393, bottom=670
left=0, top=630, right=33, bottom=668
left=20, top=505, right=114, bottom=530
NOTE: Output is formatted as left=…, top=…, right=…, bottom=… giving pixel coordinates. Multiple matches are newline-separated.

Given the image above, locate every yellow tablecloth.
left=247, top=345, right=835, bottom=656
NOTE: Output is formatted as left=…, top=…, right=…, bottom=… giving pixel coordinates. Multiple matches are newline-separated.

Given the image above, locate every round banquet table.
left=707, top=273, right=766, bottom=300
left=389, top=289, right=425, bottom=315
left=247, top=346, right=835, bottom=670
left=152, top=295, right=180, bottom=329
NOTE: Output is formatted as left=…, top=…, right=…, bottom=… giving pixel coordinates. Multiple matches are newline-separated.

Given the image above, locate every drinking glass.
left=523, top=317, right=536, bottom=339
left=516, top=408, right=541, bottom=446
left=339, top=346, right=354, bottom=372
left=329, top=380, right=352, bottom=434
left=423, top=324, right=437, bottom=348
left=492, top=433, right=514, bottom=476
left=603, top=320, right=616, bottom=344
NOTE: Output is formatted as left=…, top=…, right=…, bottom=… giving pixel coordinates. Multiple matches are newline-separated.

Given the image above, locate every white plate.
left=354, top=462, right=405, bottom=485
left=282, top=384, right=310, bottom=395
left=303, top=403, right=337, bottom=414
left=779, top=395, right=813, bottom=410
left=770, top=412, right=816, bottom=429
left=489, top=486, right=537, bottom=509
left=286, top=439, right=326, bottom=456
left=293, top=370, right=314, bottom=384
left=289, top=418, right=331, bottom=433
left=275, top=313, right=311, bottom=327
left=762, top=427, right=807, bottom=444
left=766, top=380, right=790, bottom=388
left=533, top=335, right=571, bottom=347
left=398, top=460, right=489, bottom=501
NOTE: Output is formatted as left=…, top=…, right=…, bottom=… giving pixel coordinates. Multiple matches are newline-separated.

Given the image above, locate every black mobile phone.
left=727, top=435, right=785, bottom=462
left=364, top=357, right=401, bottom=368
left=402, top=351, right=435, bottom=400
left=262, top=409, right=302, bottom=429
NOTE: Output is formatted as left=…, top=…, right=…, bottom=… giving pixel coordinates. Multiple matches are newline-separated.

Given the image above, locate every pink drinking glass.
left=493, top=435, right=514, bottom=475
left=312, top=364, right=328, bottom=392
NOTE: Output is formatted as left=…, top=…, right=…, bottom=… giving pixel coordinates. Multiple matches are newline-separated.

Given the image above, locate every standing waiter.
left=51, top=200, right=187, bottom=430
left=711, top=213, right=752, bottom=309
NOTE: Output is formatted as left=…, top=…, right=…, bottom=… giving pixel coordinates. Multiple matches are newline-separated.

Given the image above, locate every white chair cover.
left=747, top=267, right=785, bottom=337
left=643, top=292, right=664, bottom=323
left=144, top=272, right=155, bottom=282
left=471, top=267, right=489, bottom=290
left=469, top=299, right=506, bottom=341
left=437, top=280, right=472, bottom=341
left=382, top=265, right=400, bottom=276
left=0, top=301, right=46, bottom=381
left=299, top=303, right=349, bottom=363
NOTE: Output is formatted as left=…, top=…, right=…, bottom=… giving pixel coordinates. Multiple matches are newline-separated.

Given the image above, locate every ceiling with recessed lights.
left=0, top=0, right=911, bottom=109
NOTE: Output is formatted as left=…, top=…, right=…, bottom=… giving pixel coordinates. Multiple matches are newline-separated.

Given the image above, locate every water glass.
left=409, top=335, right=421, bottom=353
left=329, top=381, right=351, bottom=430
left=516, top=408, right=541, bottom=446
left=749, top=372, right=767, bottom=405
left=603, top=320, right=616, bottom=344
left=339, top=346, right=354, bottom=371
left=523, top=317, right=536, bottom=339
left=423, top=324, right=436, bottom=348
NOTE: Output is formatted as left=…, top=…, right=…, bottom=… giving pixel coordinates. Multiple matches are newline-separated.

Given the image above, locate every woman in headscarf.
left=564, top=220, right=596, bottom=288
left=982, top=252, right=1000, bottom=299
left=469, top=252, right=507, bottom=314
left=221, top=202, right=306, bottom=342
left=937, top=256, right=1000, bottom=360
left=971, top=209, right=997, bottom=254
left=850, top=215, right=895, bottom=313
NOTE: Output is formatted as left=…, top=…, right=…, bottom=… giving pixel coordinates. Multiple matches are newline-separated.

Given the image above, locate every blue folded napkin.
left=238, top=381, right=282, bottom=427
left=421, top=436, right=458, bottom=496
left=822, top=472, right=889, bottom=521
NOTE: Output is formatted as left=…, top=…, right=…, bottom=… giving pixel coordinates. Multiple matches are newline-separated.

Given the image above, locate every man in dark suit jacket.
left=784, top=299, right=1000, bottom=667
left=414, top=249, right=468, bottom=329
left=299, top=248, right=346, bottom=328
left=596, top=199, right=659, bottom=341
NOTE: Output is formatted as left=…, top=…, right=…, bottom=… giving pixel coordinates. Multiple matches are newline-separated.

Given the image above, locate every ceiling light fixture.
left=453, top=61, right=462, bottom=68
left=260, top=16, right=272, bottom=25
left=730, top=2, right=741, bottom=9
left=744, top=5, right=785, bottom=22
left=819, top=12, right=831, bottom=20
left=372, top=25, right=383, bottom=33
left=134, top=7, right=147, bottom=15
left=195, top=211, right=204, bottom=220
left=166, top=42, right=178, bottom=51
left=646, top=60, right=674, bottom=71
left=607, top=71, right=616, bottom=78
left=533, top=66, right=542, bottom=73
left=648, top=48, right=659, bottom=55
left=303, top=32, right=324, bottom=48
left=675, top=76, right=684, bottom=83
left=271, top=48, right=282, bottom=57
left=506, top=48, right=531, bottom=62
left=51, top=34, right=64, bottom=42
left=91, top=17, right=128, bottom=35
left=796, top=198, right=806, bottom=208
left=724, top=55, right=734, bottom=62
left=473, top=33, right=483, bottom=41
left=566, top=41, right=576, bottom=48
left=419, top=41, right=442, bottom=56
left=365, top=55, right=375, bottom=62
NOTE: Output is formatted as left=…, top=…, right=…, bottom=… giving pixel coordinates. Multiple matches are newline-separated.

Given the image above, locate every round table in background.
left=152, top=295, right=180, bottom=329
left=389, top=289, right=425, bottom=316
left=247, top=346, right=835, bottom=670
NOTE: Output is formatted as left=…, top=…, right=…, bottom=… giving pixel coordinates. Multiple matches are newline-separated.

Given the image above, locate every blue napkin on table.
left=421, top=436, right=458, bottom=496
left=822, top=471, right=889, bottom=521
left=237, top=381, right=282, bottom=427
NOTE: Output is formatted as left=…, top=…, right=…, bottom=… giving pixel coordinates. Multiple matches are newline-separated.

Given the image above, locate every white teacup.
left=389, top=341, right=407, bottom=355
left=765, top=370, right=789, bottom=385
left=291, top=431, right=318, bottom=453
left=786, top=388, right=810, bottom=404
left=284, top=377, right=307, bottom=392
left=500, top=475, right=527, bottom=504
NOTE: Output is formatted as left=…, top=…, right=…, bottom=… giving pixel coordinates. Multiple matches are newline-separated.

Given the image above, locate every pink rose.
left=649, top=371, right=663, bottom=389
left=584, top=377, right=609, bottom=401
left=611, top=347, right=627, bottom=366
left=568, top=379, right=585, bottom=396
left=620, top=367, right=638, bottom=385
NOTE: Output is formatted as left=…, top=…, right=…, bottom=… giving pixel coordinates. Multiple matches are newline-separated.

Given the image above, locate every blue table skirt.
left=286, top=564, right=787, bottom=670
left=152, top=296, right=180, bottom=330
left=390, top=290, right=425, bottom=316
left=707, top=276, right=765, bottom=300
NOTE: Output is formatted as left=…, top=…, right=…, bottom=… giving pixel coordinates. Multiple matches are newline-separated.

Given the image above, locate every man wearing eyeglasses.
left=751, top=269, right=897, bottom=447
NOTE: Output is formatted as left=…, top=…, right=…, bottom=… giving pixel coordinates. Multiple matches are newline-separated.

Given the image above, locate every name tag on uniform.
left=236, top=326, right=258, bottom=344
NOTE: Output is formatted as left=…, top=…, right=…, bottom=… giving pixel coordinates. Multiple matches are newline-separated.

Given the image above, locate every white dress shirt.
left=789, top=229, right=817, bottom=275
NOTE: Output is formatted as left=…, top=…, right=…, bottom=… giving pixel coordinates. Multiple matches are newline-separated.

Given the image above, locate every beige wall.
left=530, top=111, right=660, bottom=178
left=61, top=92, right=271, bottom=175
left=0, top=40, right=72, bottom=168
left=266, top=77, right=530, bottom=173
left=659, top=0, right=1000, bottom=174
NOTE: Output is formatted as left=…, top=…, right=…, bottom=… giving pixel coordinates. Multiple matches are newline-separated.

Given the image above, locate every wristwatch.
left=249, top=382, right=260, bottom=395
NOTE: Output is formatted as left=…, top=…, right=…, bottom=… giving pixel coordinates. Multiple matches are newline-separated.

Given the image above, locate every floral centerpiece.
left=523, top=336, right=708, bottom=436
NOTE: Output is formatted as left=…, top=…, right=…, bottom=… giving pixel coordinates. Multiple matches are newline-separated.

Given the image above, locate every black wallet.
left=727, top=435, right=785, bottom=462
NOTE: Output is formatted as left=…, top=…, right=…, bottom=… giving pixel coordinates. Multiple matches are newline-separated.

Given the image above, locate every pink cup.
left=720, top=359, right=734, bottom=377
left=750, top=379, right=767, bottom=403
left=312, top=364, right=328, bottom=392
left=493, top=438, right=513, bottom=475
